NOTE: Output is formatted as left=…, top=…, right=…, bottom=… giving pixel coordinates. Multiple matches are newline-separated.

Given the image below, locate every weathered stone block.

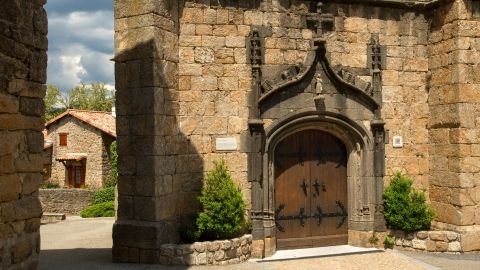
left=436, top=241, right=449, bottom=252
left=425, top=239, right=436, bottom=251
left=460, top=231, right=480, bottom=251
left=448, top=241, right=462, bottom=252
left=416, top=231, right=428, bottom=239
left=0, top=174, right=21, bottom=202
left=412, top=239, right=426, bottom=250
left=12, top=239, right=33, bottom=264
left=431, top=202, right=475, bottom=225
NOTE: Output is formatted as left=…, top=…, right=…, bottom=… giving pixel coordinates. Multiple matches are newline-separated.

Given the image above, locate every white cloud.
left=47, top=9, right=114, bottom=92
left=59, top=55, right=86, bottom=86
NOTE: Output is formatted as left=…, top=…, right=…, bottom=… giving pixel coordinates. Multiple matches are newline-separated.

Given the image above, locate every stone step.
left=41, top=213, right=66, bottom=224
left=255, top=245, right=381, bottom=262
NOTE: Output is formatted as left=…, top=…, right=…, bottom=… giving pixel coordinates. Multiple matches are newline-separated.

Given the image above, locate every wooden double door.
left=67, top=163, right=86, bottom=188
left=274, top=129, right=348, bottom=249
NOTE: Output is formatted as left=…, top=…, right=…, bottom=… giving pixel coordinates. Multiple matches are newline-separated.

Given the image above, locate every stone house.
left=112, top=0, right=480, bottom=262
left=44, top=109, right=116, bottom=189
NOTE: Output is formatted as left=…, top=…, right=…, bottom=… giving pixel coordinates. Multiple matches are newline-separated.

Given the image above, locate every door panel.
left=275, top=130, right=348, bottom=249
left=274, top=132, right=311, bottom=241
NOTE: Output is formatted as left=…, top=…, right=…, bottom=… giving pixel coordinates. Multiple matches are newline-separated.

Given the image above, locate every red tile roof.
left=45, top=109, right=116, bottom=138
left=56, top=153, right=87, bottom=161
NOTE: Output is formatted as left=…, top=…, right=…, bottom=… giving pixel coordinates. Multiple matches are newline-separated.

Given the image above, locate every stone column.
left=428, top=0, right=480, bottom=252
left=0, top=0, right=47, bottom=269
left=112, top=0, right=187, bottom=263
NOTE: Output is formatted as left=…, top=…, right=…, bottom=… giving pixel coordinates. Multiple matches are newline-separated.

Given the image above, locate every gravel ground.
left=39, top=217, right=476, bottom=270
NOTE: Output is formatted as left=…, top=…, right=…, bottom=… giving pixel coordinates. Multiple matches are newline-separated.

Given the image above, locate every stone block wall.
left=157, top=235, right=252, bottom=265
left=324, top=4, right=431, bottom=190
left=176, top=1, right=433, bottom=204
left=0, top=0, right=47, bottom=269
left=387, top=229, right=480, bottom=253
left=47, top=117, right=111, bottom=189
left=428, top=0, right=480, bottom=229
left=113, top=0, right=197, bottom=263
left=39, top=189, right=94, bottom=215
left=113, top=0, right=480, bottom=261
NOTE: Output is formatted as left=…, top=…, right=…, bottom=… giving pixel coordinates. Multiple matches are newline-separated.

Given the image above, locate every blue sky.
left=46, top=0, right=114, bottom=92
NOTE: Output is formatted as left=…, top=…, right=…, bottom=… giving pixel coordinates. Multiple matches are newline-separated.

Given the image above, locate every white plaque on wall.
left=393, top=135, right=403, bottom=148
left=216, top=137, right=238, bottom=151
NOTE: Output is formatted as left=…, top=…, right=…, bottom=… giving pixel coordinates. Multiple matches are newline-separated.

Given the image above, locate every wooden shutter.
left=59, top=133, right=68, bottom=146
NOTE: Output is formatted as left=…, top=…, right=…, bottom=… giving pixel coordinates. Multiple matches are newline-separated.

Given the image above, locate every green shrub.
left=384, top=235, right=395, bottom=249
left=195, top=161, right=245, bottom=241
left=92, top=187, right=115, bottom=204
left=105, top=141, right=118, bottom=188
left=369, top=231, right=379, bottom=245
left=179, top=224, right=201, bottom=243
left=40, top=182, right=60, bottom=189
left=80, top=201, right=115, bottom=218
left=383, top=172, right=435, bottom=232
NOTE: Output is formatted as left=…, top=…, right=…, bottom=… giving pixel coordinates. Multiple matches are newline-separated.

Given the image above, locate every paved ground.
left=39, top=217, right=479, bottom=270
left=397, top=250, right=480, bottom=270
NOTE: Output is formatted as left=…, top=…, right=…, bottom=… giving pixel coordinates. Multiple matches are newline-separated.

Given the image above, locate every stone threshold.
left=254, top=245, right=381, bottom=262
left=41, top=213, right=66, bottom=224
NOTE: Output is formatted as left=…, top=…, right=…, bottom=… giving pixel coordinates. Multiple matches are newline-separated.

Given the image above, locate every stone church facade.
left=2, top=0, right=480, bottom=269
left=113, top=0, right=480, bottom=262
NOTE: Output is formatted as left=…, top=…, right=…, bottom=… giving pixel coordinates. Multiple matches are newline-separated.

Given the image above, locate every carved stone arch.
left=251, top=109, right=383, bottom=252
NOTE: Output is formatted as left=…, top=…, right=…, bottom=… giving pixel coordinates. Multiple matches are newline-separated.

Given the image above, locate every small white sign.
left=393, top=135, right=403, bottom=148
left=216, top=137, right=238, bottom=151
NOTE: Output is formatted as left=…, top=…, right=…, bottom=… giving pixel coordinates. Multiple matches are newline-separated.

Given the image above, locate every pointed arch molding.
left=248, top=39, right=387, bottom=248
left=258, top=40, right=380, bottom=111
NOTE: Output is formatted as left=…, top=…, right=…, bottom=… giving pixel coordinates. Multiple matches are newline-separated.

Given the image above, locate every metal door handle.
left=300, top=179, right=308, bottom=195
left=313, top=179, right=320, bottom=195
left=313, top=179, right=326, bottom=194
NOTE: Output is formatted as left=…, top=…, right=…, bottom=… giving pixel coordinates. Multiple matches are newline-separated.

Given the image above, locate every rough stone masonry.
left=112, top=0, right=480, bottom=263
left=0, top=0, right=47, bottom=269
left=1, top=0, right=480, bottom=268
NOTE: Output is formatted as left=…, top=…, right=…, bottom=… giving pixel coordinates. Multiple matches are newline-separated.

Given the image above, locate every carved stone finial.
left=368, top=33, right=385, bottom=71
left=317, top=2, right=324, bottom=14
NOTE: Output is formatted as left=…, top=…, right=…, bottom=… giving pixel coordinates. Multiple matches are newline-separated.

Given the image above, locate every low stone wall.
left=159, top=235, right=252, bottom=265
left=389, top=230, right=463, bottom=253
left=39, top=189, right=94, bottom=215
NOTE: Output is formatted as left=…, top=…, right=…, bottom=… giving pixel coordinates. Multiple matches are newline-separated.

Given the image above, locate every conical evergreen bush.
left=195, top=160, right=245, bottom=240
left=383, top=172, right=435, bottom=231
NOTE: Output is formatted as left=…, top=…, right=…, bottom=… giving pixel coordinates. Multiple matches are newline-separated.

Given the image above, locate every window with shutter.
left=59, top=133, right=68, bottom=146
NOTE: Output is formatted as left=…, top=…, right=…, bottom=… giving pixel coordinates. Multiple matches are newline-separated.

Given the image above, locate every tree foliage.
left=195, top=161, right=245, bottom=240
left=383, top=172, right=435, bottom=232
left=104, top=141, right=118, bottom=188
left=44, top=84, right=64, bottom=121
left=66, top=83, right=115, bottom=111
left=44, top=83, right=115, bottom=121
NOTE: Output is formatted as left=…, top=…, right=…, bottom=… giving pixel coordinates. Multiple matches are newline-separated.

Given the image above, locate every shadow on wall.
left=40, top=248, right=188, bottom=270
left=114, top=37, right=204, bottom=245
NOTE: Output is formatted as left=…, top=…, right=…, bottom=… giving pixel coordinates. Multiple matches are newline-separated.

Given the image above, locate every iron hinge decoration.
left=314, top=201, right=348, bottom=228
left=275, top=201, right=348, bottom=231
left=274, top=204, right=285, bottom=232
